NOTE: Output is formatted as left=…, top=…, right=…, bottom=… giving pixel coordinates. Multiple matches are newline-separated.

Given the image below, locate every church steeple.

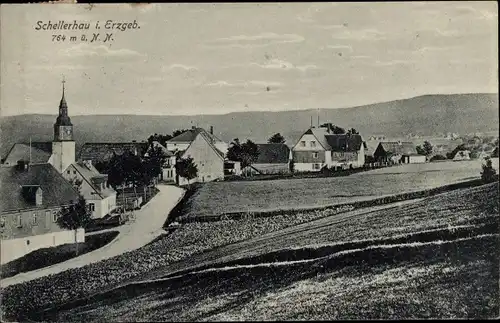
left=52, top=76, right=76, bottom=173
left=55, top=76, right=72, bottom=127
left=54, top=76, right=74, bottom=141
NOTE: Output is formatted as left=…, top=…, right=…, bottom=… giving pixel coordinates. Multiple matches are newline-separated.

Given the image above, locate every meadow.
left=182, top=158, right=499, bottom=219
left=33, top=182, right=499, bottom=321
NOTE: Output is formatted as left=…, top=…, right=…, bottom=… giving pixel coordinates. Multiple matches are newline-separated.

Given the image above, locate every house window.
left=0, top=217, right=5, bottom=228
left=313, top=163, right=321, bottom=170
left=312, top=152, right=318, bottom=158
left=45, top=210, right=50, bottom=220
left=16, top=215, right=22, bottom=228
left=300, top=141, right=306, bottom=147
left=32, top=213, right=37, bottom=225
left=52, top=210, right=58, bottom=222
left=73, top=170, right=76, bottom=174
left=67, top=170, right=70, bottom=174
left=311, top=141, right=317, bottom=147
left=89, top=203, right=95, bottom=212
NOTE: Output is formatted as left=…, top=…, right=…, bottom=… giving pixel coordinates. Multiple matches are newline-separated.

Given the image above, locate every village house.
left=61, top=161, right=117, bottom=219
left=0, top=162, right=83, bottom=264
left=374, top=141, right=426, bottom=164
left=2, top=80, right=117, bottom=219
left=144, top=141, right=177, bottom=182
left=168, top=128, right=225, bottom=185
left=242, top=143, right=292, bottom=175
left=166, top=126, right=229, bottom=157
left=292, top=125, right=366, bottom=172
left=453, top=149, right=471, bottom=161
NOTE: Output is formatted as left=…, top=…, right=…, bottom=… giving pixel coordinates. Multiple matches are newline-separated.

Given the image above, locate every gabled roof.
left=378, top=142, right=418, bottom=156
left=255, top=143, right=290, bottom=164
left=168, top=127, right=224, bottom=144
left=78, top=142, right=149, bottom=163
left=0, top=163, right=80, bottom=213
left=297, top=127, right=365, bottom=152
left=180, top=130, right=225, bottom=161
left=3, top=142, right=53, bottom=165
left=146, top=141, right=175, bottom=157
left=325, top=134, right=364, bottom=152
left=71, top=162, right=116, bottom=199
left=302, top=127, right=331, bottom=150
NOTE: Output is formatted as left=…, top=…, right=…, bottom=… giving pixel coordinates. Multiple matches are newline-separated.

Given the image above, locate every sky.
left=0, top=2, right=498, bottom=117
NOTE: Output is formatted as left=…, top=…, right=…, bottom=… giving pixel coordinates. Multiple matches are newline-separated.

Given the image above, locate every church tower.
left=51, top=77, right=75, bottom=173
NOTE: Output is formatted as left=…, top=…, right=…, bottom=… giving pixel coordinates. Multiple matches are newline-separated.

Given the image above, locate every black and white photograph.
left=0, top=1, right=499, bottom=321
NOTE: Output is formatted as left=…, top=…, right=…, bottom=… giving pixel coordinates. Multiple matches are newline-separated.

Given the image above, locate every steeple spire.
left=55, top=75, right=72, bottom=126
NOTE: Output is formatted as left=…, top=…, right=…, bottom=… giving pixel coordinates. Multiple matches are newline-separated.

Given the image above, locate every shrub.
left=429, top=154, right=447, bottom=162
left=481, top=158, right=497, bottom=183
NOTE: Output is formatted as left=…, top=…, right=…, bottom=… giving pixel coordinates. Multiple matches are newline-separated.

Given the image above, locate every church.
left=2, top=80, right=117, bottom=219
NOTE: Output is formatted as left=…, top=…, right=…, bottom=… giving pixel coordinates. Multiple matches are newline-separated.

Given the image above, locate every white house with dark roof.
left=168, top=128, right=226, bottom=185
left=166, top=126, right=229, bottom=157
left=292, top=125, right=366, bottom=172
left=62, top=161, right=117, bottom=219
left=0, top=163, right=84, bottom=264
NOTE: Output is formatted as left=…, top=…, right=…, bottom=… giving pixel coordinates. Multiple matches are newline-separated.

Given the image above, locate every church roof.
left=0, top=163, right=80, bottom=213
left=78, top=142, right=149, bottom=163
left=2, top=142, right=53, bottom=166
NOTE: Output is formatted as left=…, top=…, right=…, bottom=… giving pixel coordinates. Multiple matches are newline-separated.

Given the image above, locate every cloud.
left=315, top=24, right=347, bottom=30
left=332, top=29, right=386, bottom=41
left=205, top=32, right=304, bottom=48
left=434, top=28, right=461, bottom=37
left=373, top=60, right=415, bottom=67
left=60, top=43, right=144, bottom=58
left=251, top=59, right=318, bottom=72
left=325, top=45, right=353, bottom=52
left=204, top=80, right=282, bottom=87
left=30, top=64, right=87, bottom=71
left=164, top=64, right=198, bottom=71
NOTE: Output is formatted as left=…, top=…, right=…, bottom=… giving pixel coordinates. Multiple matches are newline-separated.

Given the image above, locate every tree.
left=423, top=141, right=433, bottom=156
left=268, top=133, right=286, bottom=144
left=347, top=128, right=359, bottom=135
left=320, top=123, right=345, bottom=134
left=144, top=145, right=168, bottom=181
left=481, top=157, right=497, bottom=183
left=172, top=129, right=190, bottom=138
left=175, top=156, right=198, bottom=187
left=416, top=145, right=426, bottom=155
left=289, top=159, right=295, bottom=173
left=492, top=147, right=499, bottom=158
left=227, top=138, right=260, bottom=170
left=447, top=144, right=467, bottom=159
left=56, top=197, right=92, bottom=256
left=147, top=133, right=173, bottom=147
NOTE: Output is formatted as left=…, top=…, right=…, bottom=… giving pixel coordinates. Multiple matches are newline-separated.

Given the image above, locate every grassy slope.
left=37, top=183, right=499, bottom=321
left=184, top=160, right=496, bottom=218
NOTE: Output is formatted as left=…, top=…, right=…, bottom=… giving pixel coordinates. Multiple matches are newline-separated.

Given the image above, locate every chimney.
left=35, top=187, right=43, bottom=206
left=210, top=126, right=214, bottom=135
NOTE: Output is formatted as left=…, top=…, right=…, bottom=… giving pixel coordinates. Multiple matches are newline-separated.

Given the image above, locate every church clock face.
left=65, top=128, right=72, bottom=136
